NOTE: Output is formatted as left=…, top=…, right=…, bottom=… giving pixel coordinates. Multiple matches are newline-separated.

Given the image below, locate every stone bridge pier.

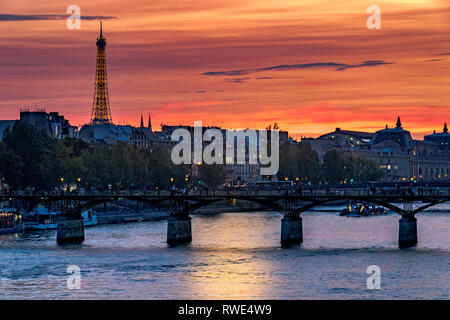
left=399, top=216, right=417, bottom=248
left=278, top=198, right=317, bottom=247
left=398, top=201, right=418, bottom=248
left=281, top=216, right=303, bottom=246
left=43, top=198, right=104, bottom=245
left=167, top=216, right=192, bottom=245
left=164, top=199, right=195, bottom=245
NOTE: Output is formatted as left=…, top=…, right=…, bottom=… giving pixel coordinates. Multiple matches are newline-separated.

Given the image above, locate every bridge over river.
left=3, top=191, right=450, bottom=248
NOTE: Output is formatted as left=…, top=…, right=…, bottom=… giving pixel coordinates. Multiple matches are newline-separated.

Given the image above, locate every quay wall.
left=94, top=199, right=271, bottom=225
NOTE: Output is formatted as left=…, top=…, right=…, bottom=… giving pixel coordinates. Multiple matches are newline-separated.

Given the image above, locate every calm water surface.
left=0, top=210, right=449, bottom=299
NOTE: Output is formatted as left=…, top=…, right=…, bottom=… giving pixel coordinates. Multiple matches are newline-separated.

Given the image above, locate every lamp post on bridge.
left=77, top=177, right=81, bottom=195
left=60, top=177, right=64, bottom=195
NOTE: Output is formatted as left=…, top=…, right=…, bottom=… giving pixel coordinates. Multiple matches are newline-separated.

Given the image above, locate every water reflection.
left=0, top=210, right=448, bottom=299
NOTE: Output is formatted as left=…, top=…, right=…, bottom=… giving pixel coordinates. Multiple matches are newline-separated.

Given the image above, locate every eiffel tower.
left=91, top=22, right=112, bottom=124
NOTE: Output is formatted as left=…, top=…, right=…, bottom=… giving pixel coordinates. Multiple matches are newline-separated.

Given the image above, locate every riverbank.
left=77, top=198, right=450, bottom=226
left=94, top=209, right=166, bottom=225
left=94, top=199, right=271, bottom=224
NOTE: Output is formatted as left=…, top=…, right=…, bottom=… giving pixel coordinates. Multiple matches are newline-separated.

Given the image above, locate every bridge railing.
left=2, top=186, right=450, bottom=198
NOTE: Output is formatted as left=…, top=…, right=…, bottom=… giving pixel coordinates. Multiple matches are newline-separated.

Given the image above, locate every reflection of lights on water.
left=185, top=251, right=272, bottom=299
left=181, top=215, right=275, bottom=299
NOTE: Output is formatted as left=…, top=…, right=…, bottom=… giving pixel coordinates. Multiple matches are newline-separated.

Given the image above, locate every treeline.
left=278, top=142, right=383, bottom=184
left=0, top=121, right=201, bottom=191
left=0, top=121, right=383, bottom=191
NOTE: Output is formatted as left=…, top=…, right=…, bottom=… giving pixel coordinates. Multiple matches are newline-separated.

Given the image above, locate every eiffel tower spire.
left=91, top=21, right=112, bottom=125
left=148, top=112, right=152, bottom=131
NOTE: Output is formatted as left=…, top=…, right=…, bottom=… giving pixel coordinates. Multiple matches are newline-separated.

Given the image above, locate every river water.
left=0, top=209, right=449, bottom=299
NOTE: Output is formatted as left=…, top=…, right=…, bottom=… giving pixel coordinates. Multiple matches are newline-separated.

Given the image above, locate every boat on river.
left=0, top=208, right=24, bottom=235
left=24, top=207, right=98, bottom=230
left=340, top=202, right=387, bottom=217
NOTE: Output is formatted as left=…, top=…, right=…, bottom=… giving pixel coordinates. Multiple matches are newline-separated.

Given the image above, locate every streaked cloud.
left=0, top=13, right=117, bottom=21
left=202, top=60, right=393, bottom=77
left=226, top=77, right=251, bottom=83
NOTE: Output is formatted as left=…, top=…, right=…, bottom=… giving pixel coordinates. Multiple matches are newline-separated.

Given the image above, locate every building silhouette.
left=0, top=108, right=77, bottom=140
left=304, top=117, right=450, bottom=182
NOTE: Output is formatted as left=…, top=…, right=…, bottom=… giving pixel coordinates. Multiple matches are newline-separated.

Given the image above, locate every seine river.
left=0, top=209, right=449, bottom=299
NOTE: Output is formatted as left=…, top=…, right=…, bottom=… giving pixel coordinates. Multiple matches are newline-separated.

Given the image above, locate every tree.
left=297, top=142, right=320, bottom=183
left=321, top=151, right=383, bottom=184
left=343, top=155, right=383, bottom=182
left=278, top=141, right=320, bottom=183
left=278, top=142, right=297, bottom=180
left=321, top=150, right=345, bottom=183
left=147, top=144, right=183, bottom=189
left=198, top=164, right=224, bottom=190
left=3, top=121, right=62, bottom=189
left=81, top=145, right=112, bottom=189
left=0, top=142, right=24, bottom=188
left=58, top=138, right=89, bottom=185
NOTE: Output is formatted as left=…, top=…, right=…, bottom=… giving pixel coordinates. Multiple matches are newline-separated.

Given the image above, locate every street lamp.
left=77, top=177, right=81, bottom=194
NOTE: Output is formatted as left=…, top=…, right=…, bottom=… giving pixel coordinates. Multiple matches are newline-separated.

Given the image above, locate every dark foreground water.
left=0, top=210, right=449, bottom=299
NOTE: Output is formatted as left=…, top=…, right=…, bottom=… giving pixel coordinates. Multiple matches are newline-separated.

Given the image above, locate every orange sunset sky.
left=0, top=0, right=449, bottom=139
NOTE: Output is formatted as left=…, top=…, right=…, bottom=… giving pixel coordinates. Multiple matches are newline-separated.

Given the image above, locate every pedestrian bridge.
left=3, top=193, right=450, bottom=248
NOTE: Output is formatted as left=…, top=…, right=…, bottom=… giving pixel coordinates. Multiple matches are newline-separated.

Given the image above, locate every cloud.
left=177, top=90, right=208, bottom=94
left=202, top=60, right=393, bottom=76
left=436, top=52, right=450, bottom=56
left=226, top=77, right=251, bottom=83
left=224, top=76, right=303, bottom=83
left=0, top=14, right=117, bottom=21
left=425, top=59, right=442, bottom=62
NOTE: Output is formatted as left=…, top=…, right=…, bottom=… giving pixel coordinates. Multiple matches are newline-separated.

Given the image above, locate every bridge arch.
left=125, top=195, right=450, bottom=218
left=6, top=194, right=450, bottom=219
